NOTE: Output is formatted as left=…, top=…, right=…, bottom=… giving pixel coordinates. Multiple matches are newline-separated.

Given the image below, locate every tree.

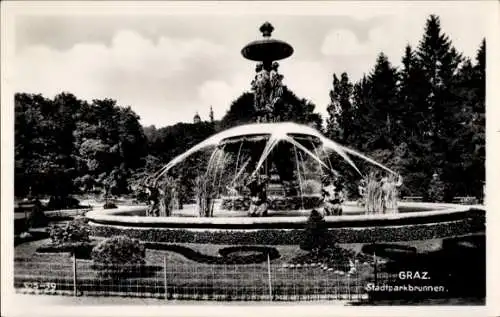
left=350, top=75, right=372, bottom=151
left=15, top=93, right=147, bottom=200
left=326, top=73, right=354, bottom=143
left=219, top=92, right=257, bottom=130
left=366, top=52, right=400, bottom=151
left=220, top=88, right=322, bottom=130
left=395, top=45, right=434, bottom=196
left=415, top=15, right=465, bottom=200
left=209, top=106, right=214, bottom=123
left=15, top=93, right=79, bottom=199
left=445, top=39, right=485, bottom=199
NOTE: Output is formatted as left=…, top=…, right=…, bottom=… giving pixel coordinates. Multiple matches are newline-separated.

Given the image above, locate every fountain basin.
left=86, top=203, right=485, bottom=244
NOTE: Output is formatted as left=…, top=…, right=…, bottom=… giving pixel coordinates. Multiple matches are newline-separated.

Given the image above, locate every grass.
left=13, top=211, right=485, bottom=302
left=14, top=237, right=373, bottom=299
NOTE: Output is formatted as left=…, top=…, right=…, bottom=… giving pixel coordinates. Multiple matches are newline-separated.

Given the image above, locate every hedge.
left=36, top=242, right=95, bottom=259
left=91, top=215, right=485, bottom=245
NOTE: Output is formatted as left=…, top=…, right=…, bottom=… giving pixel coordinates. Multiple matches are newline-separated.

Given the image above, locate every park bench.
left=452, top=196, right=479, bottom=205
left=402, top=196, right=423, bottom=202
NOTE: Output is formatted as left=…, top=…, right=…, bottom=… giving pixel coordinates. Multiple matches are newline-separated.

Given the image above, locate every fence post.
left=163, top=256, right=168, bottom=300
left=347, top=264, right=351, bottom=300
left=267, top=253, right=272, bottom=301
left=72, top=253, right=78, bottom=296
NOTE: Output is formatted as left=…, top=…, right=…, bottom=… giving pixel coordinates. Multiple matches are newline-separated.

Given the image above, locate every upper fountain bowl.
left=241, top=39, right=294, bottom=62
left=241, top=21, right=294, bottom=62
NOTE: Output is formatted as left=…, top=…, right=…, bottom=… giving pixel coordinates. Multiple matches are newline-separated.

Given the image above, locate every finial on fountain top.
left=260, top=22, right=274, bottom=38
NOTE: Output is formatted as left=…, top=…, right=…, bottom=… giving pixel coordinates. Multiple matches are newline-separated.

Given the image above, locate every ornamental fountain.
left=85, top=22, right=484, bottom=245
left=149, top=22, right=401, bottom=217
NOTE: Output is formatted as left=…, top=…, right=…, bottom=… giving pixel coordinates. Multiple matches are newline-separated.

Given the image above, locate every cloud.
left=12, top=5, right=489, bottom=127
left=13, top=29, right=236, bottom=126
left=321, top=29, right=372, bottom=56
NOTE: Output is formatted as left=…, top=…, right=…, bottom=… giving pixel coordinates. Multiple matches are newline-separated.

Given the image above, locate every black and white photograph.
left=1, top=1, right=499, bottom=316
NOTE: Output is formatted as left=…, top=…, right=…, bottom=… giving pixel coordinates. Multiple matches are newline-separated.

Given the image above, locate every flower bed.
left=145, top=243, right=280, bottom=264
left=284, top=246, right=375, bottom=273
left=90, top=215, right=484, bottom=245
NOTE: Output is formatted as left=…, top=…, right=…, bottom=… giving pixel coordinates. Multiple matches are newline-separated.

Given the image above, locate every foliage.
left=91, top=235, right=146, bottom=278
left=325, top=15, right=485, bottom=201
left=219, top=88, right=322, bottom=130
left=36, top=242, right=95, bottom=259
left=427, top=174, right=446, bottom=202
left=49, top=217, right=91, bottom=244
left=300, top=209, right=332, bottom=251
left=289, top=246, right=373, bottom=271
left=15, top=93, right=147, bottom=199
left=91, top=235, right=145, bottom=264
left=103, top=202, right=118, bottom=209
left=46, top=196, right=80, bottom=211
left=91, top=210, right=484, bottom=244
left=26, top=203, right=49, bottom=228
left=15, top=15, right=484, bottom=203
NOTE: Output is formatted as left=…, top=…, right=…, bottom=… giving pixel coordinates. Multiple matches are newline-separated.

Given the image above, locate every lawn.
left=13, top=211, right=485, bottom=302
left=14, top=236, right=375, bottom=300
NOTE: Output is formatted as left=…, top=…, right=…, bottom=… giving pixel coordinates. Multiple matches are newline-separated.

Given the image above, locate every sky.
left=11, top=1, right=492, bottom=127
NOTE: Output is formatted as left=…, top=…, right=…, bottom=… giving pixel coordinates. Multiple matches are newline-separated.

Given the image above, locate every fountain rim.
left=86, top=202, right=481, bottom=226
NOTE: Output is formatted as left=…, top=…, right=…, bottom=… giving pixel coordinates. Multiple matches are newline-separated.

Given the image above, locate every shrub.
left=49, top=216, right=91, bottom=244
left=26, top=204, right=49, bottom=228
left=91, top=235, right=146, bottom=278
left=36, top=242, right=95, bottom=259
left=427, top=178, right=446, bottom=203
left=300, top=209, right=332, bottom=251
left=103, top=202, right=118, bottom=209
left=46, top=196, right=80, bottom=211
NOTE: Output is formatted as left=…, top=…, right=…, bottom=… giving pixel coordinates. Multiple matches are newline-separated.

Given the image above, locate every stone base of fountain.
left=221, top=195, right=322, bottom=211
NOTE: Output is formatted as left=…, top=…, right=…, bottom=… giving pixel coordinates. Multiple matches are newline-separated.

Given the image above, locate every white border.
left=1, top=1, right=499, bottom=316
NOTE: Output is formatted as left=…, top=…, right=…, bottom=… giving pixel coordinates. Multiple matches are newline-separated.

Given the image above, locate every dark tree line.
left=15, top=93, right=147, bottom=200
left=326, top=15, right=485, bottom=201
left=15, top=15, right=484, bottom=203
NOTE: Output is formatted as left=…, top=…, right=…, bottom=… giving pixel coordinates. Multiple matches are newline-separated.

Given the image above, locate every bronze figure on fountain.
left=321, top=173, right=345, bottom=216
left=243, top=22, right=293, bottom=123
left=246, top=174, right=269, bottom=216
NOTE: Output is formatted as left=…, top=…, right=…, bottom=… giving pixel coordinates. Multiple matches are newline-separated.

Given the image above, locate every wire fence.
left=14, top=255, right=370, bottom=301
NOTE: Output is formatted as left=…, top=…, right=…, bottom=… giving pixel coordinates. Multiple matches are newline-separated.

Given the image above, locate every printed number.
left=23, top=282, right=57, bottom=290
